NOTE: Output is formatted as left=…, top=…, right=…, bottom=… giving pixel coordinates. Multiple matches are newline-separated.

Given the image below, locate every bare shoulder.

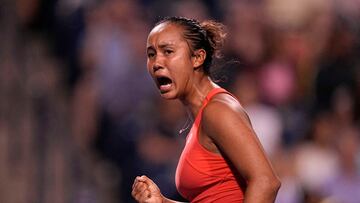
left=202, top=93, right=249, bottom=122
left=201, top=93, right=253, bottom=137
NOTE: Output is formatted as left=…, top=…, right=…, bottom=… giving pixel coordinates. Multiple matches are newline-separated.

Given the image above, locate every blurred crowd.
left=1, top=0, right=360, bottom=202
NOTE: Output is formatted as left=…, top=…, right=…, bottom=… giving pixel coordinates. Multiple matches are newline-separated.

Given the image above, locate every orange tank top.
left=175, top=88, right=246, bottom=203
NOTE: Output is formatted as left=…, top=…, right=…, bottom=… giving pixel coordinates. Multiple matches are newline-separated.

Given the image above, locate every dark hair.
left=155, top=16, right=227, bottom=75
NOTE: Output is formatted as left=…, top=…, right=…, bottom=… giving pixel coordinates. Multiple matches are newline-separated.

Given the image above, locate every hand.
left=132, top=175, right=164, bottom=203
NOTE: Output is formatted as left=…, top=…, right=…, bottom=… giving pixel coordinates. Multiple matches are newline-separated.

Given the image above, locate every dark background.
left=1, top=0, right=359, bottom=202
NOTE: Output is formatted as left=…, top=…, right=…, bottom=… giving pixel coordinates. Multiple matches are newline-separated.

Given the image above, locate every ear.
left=192, top=49, right=206, bottom=69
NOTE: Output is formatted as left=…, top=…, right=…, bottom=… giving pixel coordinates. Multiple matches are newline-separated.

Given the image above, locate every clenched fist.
left=132, top=175, right=164, bottom=203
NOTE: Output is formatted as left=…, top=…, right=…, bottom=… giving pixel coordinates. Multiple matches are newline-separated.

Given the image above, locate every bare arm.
left=132, top=176, right=187, bottom=203
left=202, top=95, right=281, bottom=203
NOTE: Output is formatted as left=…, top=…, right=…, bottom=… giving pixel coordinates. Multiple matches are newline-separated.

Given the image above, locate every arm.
left=202, top=96, right=281, bottom=203
left=132, top=175, right=187, bottom=203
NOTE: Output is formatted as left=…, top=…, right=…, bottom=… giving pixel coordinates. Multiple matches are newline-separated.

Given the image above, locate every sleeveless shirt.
left=175, top=88, right=245, bottom=203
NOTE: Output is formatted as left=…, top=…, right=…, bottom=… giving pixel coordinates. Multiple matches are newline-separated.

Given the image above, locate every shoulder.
left=203, top=93, right=247, bottom=120
left=209, top=92, right=239, bottom=107
left=201, top=93, right=252, bottom=136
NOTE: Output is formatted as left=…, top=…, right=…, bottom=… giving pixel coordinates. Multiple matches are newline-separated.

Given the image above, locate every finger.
left=131, top=182, right=140, bottom=198
left=139, top=188, right=151, bottom=200
left=133, top=176, right=148, bottom=190
left=132, top=176, right=145, bottom=189
left=132, top=186, right=146, bottom=201
left=132, top=176, right=140, bottom=189
left=137, top=175, right=155, bottom=186
left=133, top=188, right=151, bottom=203
left=133, top=182, right=148, bottom=194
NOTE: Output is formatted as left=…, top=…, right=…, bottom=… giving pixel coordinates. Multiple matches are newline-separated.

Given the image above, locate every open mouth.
left=156, top=76, right=173, bottom=92
left=157, top=77, right=172, bottom=86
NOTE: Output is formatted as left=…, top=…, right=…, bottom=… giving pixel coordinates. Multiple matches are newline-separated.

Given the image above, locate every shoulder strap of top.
left=204, top=88, right=228, bottom=106
left=193, top=88, right=228, bottom=126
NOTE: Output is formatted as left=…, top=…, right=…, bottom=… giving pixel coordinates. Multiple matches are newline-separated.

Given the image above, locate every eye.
left=164, top=49, right=173, bottom=55
left=147, top=52, right=155, bottom=58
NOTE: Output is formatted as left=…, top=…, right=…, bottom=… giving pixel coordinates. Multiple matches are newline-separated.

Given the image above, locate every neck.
left=179, top=75, right=218, bottom=119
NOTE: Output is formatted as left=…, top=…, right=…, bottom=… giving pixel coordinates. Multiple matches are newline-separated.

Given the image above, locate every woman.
left=132, top=16, right=280, bottom=203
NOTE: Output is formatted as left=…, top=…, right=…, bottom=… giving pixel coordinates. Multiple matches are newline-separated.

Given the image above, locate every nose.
left=152, top=55, right=164, bottom=72
left=153, top=63, right=162, bottom=72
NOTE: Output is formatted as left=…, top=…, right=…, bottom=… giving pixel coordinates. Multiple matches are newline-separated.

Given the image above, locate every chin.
left=159, top=90, right=178, bottom=100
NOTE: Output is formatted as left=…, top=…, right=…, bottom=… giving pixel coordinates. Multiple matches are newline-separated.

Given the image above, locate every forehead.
left=147, top=23, right=186, bottom=46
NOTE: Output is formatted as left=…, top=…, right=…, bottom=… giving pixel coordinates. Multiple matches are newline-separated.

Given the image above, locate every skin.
left=132, top=22, right=281, bottom=203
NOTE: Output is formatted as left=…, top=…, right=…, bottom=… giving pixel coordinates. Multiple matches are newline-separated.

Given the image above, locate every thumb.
left=138, top=175, right=154, bottom=185
left=138, top=175, right=160, bottom=192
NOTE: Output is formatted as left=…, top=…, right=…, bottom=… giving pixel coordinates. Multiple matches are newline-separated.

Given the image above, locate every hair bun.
left=200, top=20, right=227, bottom=59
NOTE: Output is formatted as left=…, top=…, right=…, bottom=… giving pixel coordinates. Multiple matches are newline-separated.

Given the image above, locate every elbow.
left=271, top=177, right=281, bottom=192
left=252, top=175, right=281, bottom=194
left=266, top=176, right=281, bottom=194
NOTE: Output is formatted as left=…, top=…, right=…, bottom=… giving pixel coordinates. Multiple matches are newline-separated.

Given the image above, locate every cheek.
left=146, top=61, right=153, bottom=74
left=170, top=59, right=193, bottom=84
left=179, top=59, right=193, bottom=75
left=171, top=54, right=193, bottom=73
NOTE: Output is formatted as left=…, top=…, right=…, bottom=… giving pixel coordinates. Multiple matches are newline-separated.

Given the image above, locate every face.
left=146, top=22, right=195, bottom=99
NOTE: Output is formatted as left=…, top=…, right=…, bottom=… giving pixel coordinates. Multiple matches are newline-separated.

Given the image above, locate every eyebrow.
left=146, top=46, right=155, bottom=52
left=147, top=42, right=175, bottom=51
left=159, top=42, right=175, bottom=48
